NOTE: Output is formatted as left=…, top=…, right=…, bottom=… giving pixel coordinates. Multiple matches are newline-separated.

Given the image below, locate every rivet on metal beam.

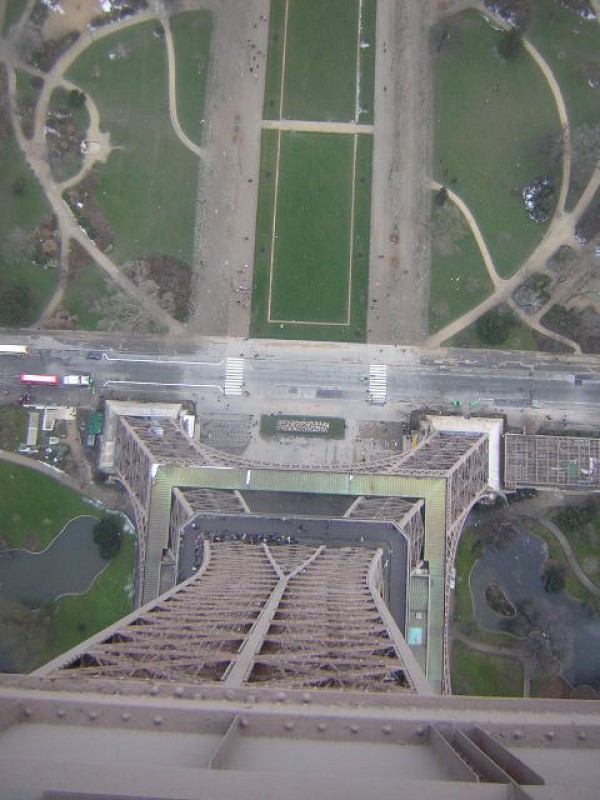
left=382, top=725, right=392, bottom=736
left=174, top=686, right=184, bottom=697
left=56, top=709, right=65, bottom=718
left=302, top=693, right=311, bottom=704
left=415, top=725, right=426, bottom=737
left=22, top=707, right=32, bottom=718
left=317, top=722, right=328, bottom=732
left=284, top=721, right=295, bottom=732
left=545, top=731, right=555, bottom=741
left=239, top=717, right=250, bottom=729
left=275, top=691, right=286, bottom=702
left=149, top=685, right=159, bottom=696
left=154, top=716, right=163, bottom=726
left=121, top=712, right=131, bottom=722
left=577, top=731, right=587, bottom=741
left=513, top=730, right=522, bottom=741
left=88, top=711, right=98, bottom=721
left=350, top=725, right=359, bottom=734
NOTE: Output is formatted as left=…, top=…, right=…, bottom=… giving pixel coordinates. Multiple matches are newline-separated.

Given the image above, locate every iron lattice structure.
left=108, top=411, right=491, bottom=692
left=505, top=433, right=600, bottom=489
left=35, top=541, right=430, bottom=695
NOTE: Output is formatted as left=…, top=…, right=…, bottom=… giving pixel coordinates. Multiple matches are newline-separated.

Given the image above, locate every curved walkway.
left=431, top=179, right=501, bottom=288
left=425, top=3, right=599, bottom=351
left=0, top=449, right=82, bottom=491
left=515, top=513, right=600, bottom=600
left=162, top=16, right=208, bottom=160
left=2, top=6, right=211, bottom=335
left=452, top=630, right=531, bottom=697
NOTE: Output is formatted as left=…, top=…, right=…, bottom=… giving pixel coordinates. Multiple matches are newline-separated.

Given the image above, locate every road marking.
left=369, top=364, right=387, bottom=405
left=101, top=355, right=223, bottom=366
left=225, top=357, right=245, bottom=396
left=103, top=380, right=223, bottom=392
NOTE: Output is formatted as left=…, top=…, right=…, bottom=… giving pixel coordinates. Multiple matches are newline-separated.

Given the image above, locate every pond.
left=470, top=528, right=600, bottom=687
left=0, top=515, right=108, bottom=607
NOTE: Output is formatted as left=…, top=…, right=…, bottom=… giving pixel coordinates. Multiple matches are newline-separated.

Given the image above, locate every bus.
left=20, top=374, right=59, bottom=386
left=0, top=344, right=29, bottom=356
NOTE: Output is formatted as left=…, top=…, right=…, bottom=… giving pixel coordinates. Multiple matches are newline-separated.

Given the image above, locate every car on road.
left=86, top=351, right=102, bottom=360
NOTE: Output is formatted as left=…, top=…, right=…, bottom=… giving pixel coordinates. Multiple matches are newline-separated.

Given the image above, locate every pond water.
left=470, top=529, right=600, bottom=687
left=0, top=515, right=108, bottom=607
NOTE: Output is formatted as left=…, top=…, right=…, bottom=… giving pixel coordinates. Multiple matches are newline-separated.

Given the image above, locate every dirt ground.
left=42, top=0, right=104, bottom=39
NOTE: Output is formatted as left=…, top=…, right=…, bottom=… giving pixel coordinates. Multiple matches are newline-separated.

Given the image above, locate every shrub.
left=476, top=309, right=515, bottom=345
left=92, top=515, right=122, bottom=560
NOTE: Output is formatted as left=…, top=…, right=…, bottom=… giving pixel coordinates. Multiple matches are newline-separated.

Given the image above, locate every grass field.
left=2, top=0, right=28, bottom=33
left=0, top=461, right=102, bottom=550
left=528, top=1, right=600, bottom=209
left=170, top=11, right=212, bottom=147
left=0, top=407, right=28, bottom=451
left=62, top=257, right=115, bottom=329
left=0, top=132, right=55, bottom=325
left=40, top=528, right=135, bottom=666
left=281, top=0, right=358, bottom=121
left=432, top=11, right=561, bottom=279
left=429, top=195, right=494, bottom=333
left=250, top=130, right=371, bottom=341
left=443, top=308, right=570, bottom=352
left=451, top=639, right=523, bottom=697
left=263, top=0, right=373, bottom=122
left=66, top=21, right=199, bottom=266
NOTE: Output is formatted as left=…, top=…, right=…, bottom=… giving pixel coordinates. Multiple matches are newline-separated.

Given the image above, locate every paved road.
left=2, top=334, right=600, bottom=431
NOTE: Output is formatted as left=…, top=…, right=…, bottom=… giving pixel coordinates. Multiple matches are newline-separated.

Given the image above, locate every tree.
left=68, top=89, right=86, bottom=110
left=511, top=599, right=573, bottom=680
left=542, top=560, right=566, bottom=594
left=497, top=27, right=523, bottom=61
left=92, top=516, right=122, bottom=560
left=476, top=309, right=515, bottom=346
left=434, top=186, right=449, bottom=207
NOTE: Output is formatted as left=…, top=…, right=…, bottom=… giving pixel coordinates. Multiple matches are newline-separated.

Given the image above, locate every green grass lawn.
left=0, top=460, right=102, bottom=551
left=521, top=518, right=600, bottom=613
left=271, top=131, right=353, bottom=322
left=61, top=257, right=115, bottom=329
left=66, top=21, right=199, bottom=266
left=0, top=130, right=56, bottom=325
left=39, top=528, right=135, bottom=666
left=250, top=130, right=370, bottom=341
left=2, top=0, right=29, bottom=33
left=528, top=1, right=600, bottom=209
left=170, top=11, right=212, bottom=146
left=443, top=303, right=574, bottom=351
left=451, top=639, right=523, bottom=697
left=263, top=0, right=286, bottom=119
left=357, top=0, right=376, bottom=125
left=453, top=526, right=517, bottom=647
left=15, top=69, right=43, bottom=139
left=432, top=11, right=561, bottom=278
left=0, top=407, right=27, bottom=450
left=429, top=195, right=494, bottom=333
left=281, top=0, right=359, bottom=121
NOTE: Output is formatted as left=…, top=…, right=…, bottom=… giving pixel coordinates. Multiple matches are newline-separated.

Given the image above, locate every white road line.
left=102, top=355, right=223, bottom=366
left=103, top=380, right=223, bottom=392
left=267, top=128, right=282, bottom=323
left=225, top=357, right=245, bottom=396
